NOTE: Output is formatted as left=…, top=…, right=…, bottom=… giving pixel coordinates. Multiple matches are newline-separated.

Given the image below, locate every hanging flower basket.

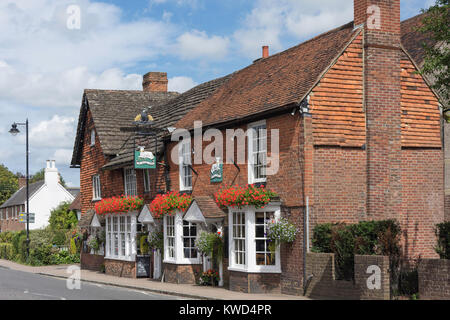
left=214, top=184, right=278, bottom=209
left=149, top=191, right=192, bottom=218
left=267, top=217, right=299, bottom=244
left=95, top=195, right=144, bottom=215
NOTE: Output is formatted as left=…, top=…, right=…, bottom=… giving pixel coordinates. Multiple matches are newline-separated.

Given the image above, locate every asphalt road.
left=0, top=266, right=181, bottom=300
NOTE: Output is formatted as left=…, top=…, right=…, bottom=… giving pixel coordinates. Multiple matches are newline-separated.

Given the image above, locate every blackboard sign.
left=136, top=255, right=151, bottom=278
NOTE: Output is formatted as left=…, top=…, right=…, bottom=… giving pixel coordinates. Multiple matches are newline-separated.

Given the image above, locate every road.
left=0, top=266, right=181, bottom=300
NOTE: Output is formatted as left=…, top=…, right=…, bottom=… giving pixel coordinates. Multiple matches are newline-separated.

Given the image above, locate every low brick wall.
left=163, top=263, right=202, bottom=284
left=80, top=252, right=104, bottom=272
left=104, top=259, right=136, bottom=278
left=305, top=252, right=390, bottom=300
left=229, top=271, right=281, bottom=294
left=418, top=259, right=450, bottom=300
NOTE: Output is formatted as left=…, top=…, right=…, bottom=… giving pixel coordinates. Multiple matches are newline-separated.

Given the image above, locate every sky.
left=0, top=0, right=434, bottom=188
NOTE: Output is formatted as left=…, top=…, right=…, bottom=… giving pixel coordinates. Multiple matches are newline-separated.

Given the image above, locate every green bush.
left=0, top=243, right=14, bottom=260
left=311, top=219, right=402, bottom=280
left=435, top=222, right=450, bottom=259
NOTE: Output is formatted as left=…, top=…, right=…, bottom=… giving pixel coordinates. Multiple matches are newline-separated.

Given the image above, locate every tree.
left=0, top=164, right=18, bottom=206
left=420, top=0, right=449, bottom=103
left=48, top=201, right=78, bottom=231
left=29, top=168, right=67, bottom=187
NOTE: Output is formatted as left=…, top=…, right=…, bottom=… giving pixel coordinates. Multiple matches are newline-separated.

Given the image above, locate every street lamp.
left=9, top=119, right=30, bottom=260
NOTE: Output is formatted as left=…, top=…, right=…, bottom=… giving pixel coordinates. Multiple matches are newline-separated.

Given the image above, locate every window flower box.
left=95, top=195, right=144, bottom=215
left=150, top=191, right=192, bottom=218
left=214, top=184, right=278, bottom=209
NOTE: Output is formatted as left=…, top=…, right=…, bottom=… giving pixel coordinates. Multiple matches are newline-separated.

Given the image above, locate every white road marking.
left=24, top=289, right=66, bottom=300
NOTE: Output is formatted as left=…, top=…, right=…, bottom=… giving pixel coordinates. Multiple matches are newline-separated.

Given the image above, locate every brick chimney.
left=262, top=46, right=269, bottom=58
left=142, top=72, right=168, bottom=92
left=18, top=177, right=26, bottom=189
left=355, top=0, right=402, bottom=220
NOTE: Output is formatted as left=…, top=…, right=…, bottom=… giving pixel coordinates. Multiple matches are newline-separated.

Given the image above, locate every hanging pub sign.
left=135, top=146, right=156, bottom=169
left=210, top=157, right=223, bottom=183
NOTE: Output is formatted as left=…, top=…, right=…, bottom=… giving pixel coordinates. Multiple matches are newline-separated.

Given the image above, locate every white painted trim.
left=247, top=120, right=267, bottom=185
left=104, top=212, right=137, bottom=262
left=163, top=211, right=201, bottom=265
left=178, top=140, right=193, bottom=192
left=228, top=204, right=281, bottom=274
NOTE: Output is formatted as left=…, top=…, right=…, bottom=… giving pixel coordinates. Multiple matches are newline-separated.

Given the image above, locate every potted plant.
left=199, top=269, right=220, bottom=286
left=266, top=217, right=299, bottom=256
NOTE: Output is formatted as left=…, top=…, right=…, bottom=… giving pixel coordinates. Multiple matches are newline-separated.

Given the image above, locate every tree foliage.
left=420, top=0, right=450, bottom=103
left=48, top=201, right=78, bottom=231
left=0, top=164, right=18, bottom=206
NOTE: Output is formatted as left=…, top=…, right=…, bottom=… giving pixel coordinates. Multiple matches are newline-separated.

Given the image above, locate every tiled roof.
left=78, top=210, right=95, bottom=228
left=69, top=192, right=81, bottom=211
left=102, top=75, right=232, bottom=170
left=401, top=13, right=434, bottom=68
left=66, top=187, right=80, bottom=198
left=0, top=181, right=45, bottom=208
left=71, top=90, right=179, bottom=167
left=187, top=196, right=226, bottom=219
left=175, top=22, right=359, bottom=130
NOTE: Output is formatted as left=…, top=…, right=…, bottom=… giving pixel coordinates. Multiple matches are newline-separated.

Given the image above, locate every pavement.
left=0, top=259, right=309, bottom=300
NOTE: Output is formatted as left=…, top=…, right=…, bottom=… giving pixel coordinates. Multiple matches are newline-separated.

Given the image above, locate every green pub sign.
left=210, top=157, right=223, bottom=183
left=135, top=147, right=156, bottom=169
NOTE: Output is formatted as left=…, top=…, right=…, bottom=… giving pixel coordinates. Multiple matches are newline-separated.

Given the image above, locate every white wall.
left=28, top=160, right=75, bottom=230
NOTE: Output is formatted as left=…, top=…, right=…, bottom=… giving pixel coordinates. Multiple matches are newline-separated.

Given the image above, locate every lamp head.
left=9, top=123, right=20, bottom=136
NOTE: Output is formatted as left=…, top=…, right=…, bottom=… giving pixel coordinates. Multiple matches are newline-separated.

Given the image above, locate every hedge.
left=435, top=222, right=450, bottom=259
left=0, top=243, right=14, bottom=260
left=311, top=220, right=402, bottom=280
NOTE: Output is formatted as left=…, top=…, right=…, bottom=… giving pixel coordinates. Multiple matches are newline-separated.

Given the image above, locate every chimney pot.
left=262, top=46, right=269, bottom=59
left=142, top=72, right=168, bottom=93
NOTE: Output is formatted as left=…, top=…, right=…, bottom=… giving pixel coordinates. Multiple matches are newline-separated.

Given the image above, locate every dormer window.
left=90, top=129, right=96, bottom=147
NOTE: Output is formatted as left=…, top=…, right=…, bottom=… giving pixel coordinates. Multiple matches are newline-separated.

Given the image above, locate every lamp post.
left=9, top=119, right=30, bottom=260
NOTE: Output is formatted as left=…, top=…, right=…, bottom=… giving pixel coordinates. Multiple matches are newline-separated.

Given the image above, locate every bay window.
left=228, top=204, right=281, bottom=273
left=163, top=211, right=201, bottom=264
left=105, top=213, right=137, bottom=261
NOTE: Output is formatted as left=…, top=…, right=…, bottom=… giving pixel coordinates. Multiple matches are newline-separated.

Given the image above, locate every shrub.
left=0, top=243, right=14, bottom=260
left=311, top=219, right=402, bottom=280
left=147, top=231, right=163, bottom=251
left=196, top=231, right=224, bottom=267
left=435, top=222, right=450, bottom=259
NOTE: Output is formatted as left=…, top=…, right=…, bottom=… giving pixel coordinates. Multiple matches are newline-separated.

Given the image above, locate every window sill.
left=163, top=258, right=202, bottom=265
left=92, top=198, right=102, bottom=203
left=105, top=255, right=135, bottom=262
left=228, top=266, right=281, bottom=274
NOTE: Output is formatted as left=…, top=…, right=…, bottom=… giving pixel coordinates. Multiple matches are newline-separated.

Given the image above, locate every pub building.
left=72, top=0, right=445, bottom=295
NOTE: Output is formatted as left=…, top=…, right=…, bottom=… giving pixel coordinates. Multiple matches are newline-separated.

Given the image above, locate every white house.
left=0, top=160, right=78, bottom=231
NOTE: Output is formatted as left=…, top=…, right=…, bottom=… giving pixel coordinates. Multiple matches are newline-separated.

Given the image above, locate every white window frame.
left=228, top=204, right=281, bottom=273
left=163, top=211, right=201, bottom=265
left=179, top=140, right=192, bottom=191
left=105, top=213, right=137, bottom=262
left=143, top=169, right=151, bottom=193
left=247, top=120, right=267, bottom=185
left=124, top=168, right=137, bottom=197
left=90, top=129, right=96, bottom=147
left=92, top=174, right=101, bottom=201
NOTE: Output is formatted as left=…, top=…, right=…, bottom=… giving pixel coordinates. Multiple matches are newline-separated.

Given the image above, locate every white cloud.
left=168, top=76, right=198, bottom=93
left=234, top=0, right=353, bottom=58
left=176, top=30, right=230, bottom=60
left=53, top=149, right=74, bottom=165
left=28, top=115, right=76, bottom=149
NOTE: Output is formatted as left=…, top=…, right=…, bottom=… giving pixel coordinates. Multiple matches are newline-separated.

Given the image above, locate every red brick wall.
left=418, top=258, right=450, bottom=300
left=166, top=113, right=305, bottom=294
left=401, top=149, right=443, bottom=259
left=81, top=251, right=104, bottom=271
